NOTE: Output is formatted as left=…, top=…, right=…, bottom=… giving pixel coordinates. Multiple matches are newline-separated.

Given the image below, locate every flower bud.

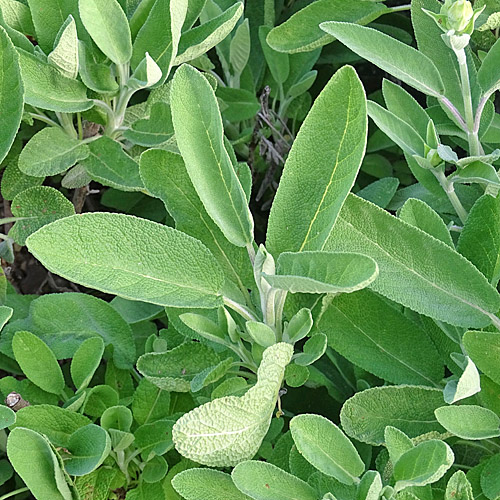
left=446, top=0, right=474, bottom=32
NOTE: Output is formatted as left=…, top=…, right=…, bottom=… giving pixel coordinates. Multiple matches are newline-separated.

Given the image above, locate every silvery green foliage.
left=172, top=342, right=293, bottom=466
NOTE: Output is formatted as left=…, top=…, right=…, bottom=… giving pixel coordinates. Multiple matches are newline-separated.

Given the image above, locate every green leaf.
left=0, top=306, right=12, bottom=333
left=17, top=48, right=92, bottom=112
left=132, top=378, right=171, bottom=426
left=232, top=460, right=318, bottom=500
left=140, top=148, right=253, bottom=290
left=478, top=36, right=500, bottom=95
left=266, top=0, right=386, bottom=54
left=267, top=65, right=367, bottom=256
left=294, top=334, right=327, bottom=366
left=463, top=330, right=500, bottom=386
left=83, top=385, right=119, bottom=418
left=70, top=337, right=104, bottom=392
left=65, top=424, right=111, bottom=476
left=172, top=469, right=252, bottom=500
left=382, top=79, right=430, bottom=139
left=1, top=163, right=44, bottom=201
left=245, top=321, right=276, bottom=348
left=263, top=251, right=378, bottom=294
left=458, top=194, right=500, bottom=286
left=324, top=194, right=500, bottom=328
left=318, top=290, right=444, bottom=386
left=78, top=39, right=119, bottom=94
left=340, top=385, right=445, bottom=445
left=172, top=342, right=293, bottom=466
left=283, top=308, right=312, bottom=343
left=135, top=419, right=174, bottom=458
left=230, top=18, right=250, bottom=77
left=368, top=102, right=427, bottom=162
left=48, top=15, right=79, bottom=79
left=357, top=177, right=400, bottom=209
left=12, top=331, right=65, bottom=395
left=13, top=404, right=90, bottom=447
left=445, top=471, right=473, bottom=500
left=0, top=0, right=34, bottom=35
left=170, top=64, right=253, bottom=247
left=0, top=405, right=15, bottom=430
left=385, top=426, right=414, bottom=465
left=399, top=198, right=454, bottom=247
left=481, top=454, right=500, bottom=500
left=393, top=440, right=454, bottom=491
left=216, top=87, right=260, bottom=122
left=0, top=26, right=23, bottom=166
left=175, top=2, right=243, bottom=65
left=7, top=428, right=73, bottom=500
left=123, top=102, right=173, bottom=146
left=451, top=161, right=500, bottom=186
left=190, top=357, right=233, bottom=393
left=8, top=186, right=75, bottom=246
left=137, top=342, right=220, bottom=391
left=26, top=212, right=224, bottom=308
left=290, top=414, right=364, bottom=485
left=81, top=137, right=143, bottom=191
left=259, top=25, right=289, bottom=84
left=142, top=455, right=168, bottom=483
left=435, top=405, right=500, bottom=440
left=320, top=22, right=444, bottom=98
left=78, top=0, right=132, bottom=65
left=27, top=0, right=81, bottom=53
left=357, top=471, right=383, bottom=500
left=179, top=312, right=227, bottom=345
left=443, top=356, right=480, bottom=404
left=100, top=405, right=132, bottom=432
left=19, top=127, right=89, bottom=177
left=132, top=0, right=187, bottom=80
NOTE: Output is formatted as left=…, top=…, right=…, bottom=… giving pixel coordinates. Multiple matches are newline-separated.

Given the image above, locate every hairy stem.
left=455, top=48, right=481, bottom=156
left=223, top=296, right=259, bottom=322
left=0, top=487, right=30, bottom=500
left=433, top=168, right=468, bottom=224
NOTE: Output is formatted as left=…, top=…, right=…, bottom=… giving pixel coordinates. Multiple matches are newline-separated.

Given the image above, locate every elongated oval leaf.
left=7, top=428, right=73, bottom=500
left=78, top=0, right=132, bottom=65
left=463, top=330, right=500, bottom=386
left=12, top=331, right=65, bottom=395
left=19, top=127, right=89, bottom=177
left=26, top=213, right=224, bottom=308
left=458, top=194, right=500, bottom=286
left=266, top=0, right=387, bottom=54
left=172, top=342, right=293, bottom=466
left=175, top=2, right=243, bottom=65
left=393, top=440, right=454, bottom=491
left=319, top=290, right=444, bottom=386
left=170, top=64, right=253, bottom=247
left=290, top=414, right=364, bottom=485
left=70, top=337, right=104, bottom=391
left=17, top=48, right=92, bottom=112
left=8, top=186, right=75, bottom=246
left=320, top=22, right=444, bottom=98
left=435, top=405, right=500, bottom=440
left=0, top=26, right=23, bottom=165
left=232, top=461, right=318, bottom=500
left=267, top=65, right=367, bottom=256
left=172, top=469, right=252, bottom=500
left=325, top=195, right=500, bottom=328
left=340, top=385, right=445, bottom=445
left=478, top=36, right=500, bottom=96
left=140, top=149, right=253, bottom=289
left=65, top=424, right=111, bottom=476
left=263, top=251, right=378, bottom=294
left=48, top=15, right=79, bottom=79
left=81, top=136, right=143, bottom=192
left=132, top=0, right=187, bottom=80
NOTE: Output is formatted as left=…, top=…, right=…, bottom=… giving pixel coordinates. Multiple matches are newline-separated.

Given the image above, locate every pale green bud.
left=447, top=0, right=474, bottom=32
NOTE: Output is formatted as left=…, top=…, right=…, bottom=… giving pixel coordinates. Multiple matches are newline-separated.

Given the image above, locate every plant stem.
left=56, top=112, right=77, bottom=139
left=455, top=48, right=481, bottom=156
left=0, top=487, right=29, bottom=500
left=76, top=112, right=83, bottom=140
left=223, top=296, right=259, bottom=322
left=386, top=4, right=411, bottom=13
left=433, top=168, right=468, bottom=224
left=29, top=113, right=61, bottom=128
